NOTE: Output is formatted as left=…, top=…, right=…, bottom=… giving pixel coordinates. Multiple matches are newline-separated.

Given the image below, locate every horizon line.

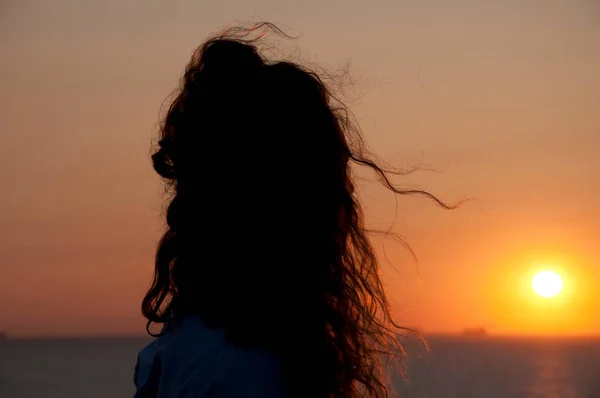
left=4, top=331, right=600, bottom=341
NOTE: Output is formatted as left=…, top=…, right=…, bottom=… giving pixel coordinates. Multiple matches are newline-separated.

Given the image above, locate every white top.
left=134, top=316, right=285, bottom=398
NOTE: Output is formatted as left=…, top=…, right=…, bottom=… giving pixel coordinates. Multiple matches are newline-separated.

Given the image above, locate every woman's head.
left=143, top=23, right=451, bottom=398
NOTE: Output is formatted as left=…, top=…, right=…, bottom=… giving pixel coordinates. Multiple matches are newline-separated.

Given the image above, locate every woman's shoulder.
left=134, top=316, right=284, bottom=398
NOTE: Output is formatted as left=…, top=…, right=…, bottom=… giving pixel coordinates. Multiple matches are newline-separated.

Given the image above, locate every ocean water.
left=396, top=336, right=600, bottom=398
left=1, top=336, right=599, bottom=398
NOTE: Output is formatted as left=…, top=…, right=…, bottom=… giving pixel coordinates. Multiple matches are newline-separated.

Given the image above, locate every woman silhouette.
left=134, top=23, right=450, bottom=398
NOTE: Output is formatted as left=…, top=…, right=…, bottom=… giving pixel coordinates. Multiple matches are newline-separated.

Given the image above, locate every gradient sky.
left=1, top=0, right=599, bottom=337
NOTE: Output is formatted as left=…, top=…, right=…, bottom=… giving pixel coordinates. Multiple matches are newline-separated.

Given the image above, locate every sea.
left=1, top=335, right=599, bottom=398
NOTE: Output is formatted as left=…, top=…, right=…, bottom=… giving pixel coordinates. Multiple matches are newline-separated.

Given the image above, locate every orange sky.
left=1, top=0, right=599, bottom=337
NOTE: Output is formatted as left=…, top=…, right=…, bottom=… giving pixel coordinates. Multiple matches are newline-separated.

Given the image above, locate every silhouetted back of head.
left=143, top=23, right=452, bottom=398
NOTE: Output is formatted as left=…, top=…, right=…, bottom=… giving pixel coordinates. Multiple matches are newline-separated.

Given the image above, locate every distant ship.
left=462, top=328, right=488, bottom=337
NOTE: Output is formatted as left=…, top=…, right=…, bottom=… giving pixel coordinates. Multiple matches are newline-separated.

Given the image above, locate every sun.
left=532, top=270, right=563, bottom=298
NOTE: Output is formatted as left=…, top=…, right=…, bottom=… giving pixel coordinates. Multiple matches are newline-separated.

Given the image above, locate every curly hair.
left=142, top=23, right=454, bottom=398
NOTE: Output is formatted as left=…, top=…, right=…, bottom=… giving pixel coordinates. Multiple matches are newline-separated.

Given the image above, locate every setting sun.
left=532, top=270, right=563, bottom=298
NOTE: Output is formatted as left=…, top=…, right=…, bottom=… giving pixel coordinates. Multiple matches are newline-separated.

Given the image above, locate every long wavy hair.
left=142, top=23, right=453, bottom=398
